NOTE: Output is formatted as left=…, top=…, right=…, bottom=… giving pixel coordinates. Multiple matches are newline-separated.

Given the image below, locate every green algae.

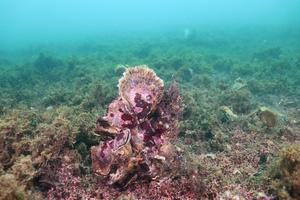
left=267, top=144, right=300, bottom=200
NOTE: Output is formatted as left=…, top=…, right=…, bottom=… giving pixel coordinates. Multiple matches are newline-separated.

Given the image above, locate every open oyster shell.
left=118, top=66, right=164, bottom=119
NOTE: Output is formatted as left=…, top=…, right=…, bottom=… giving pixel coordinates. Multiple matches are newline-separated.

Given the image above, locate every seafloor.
left=0, top=29, right=300, bottom=200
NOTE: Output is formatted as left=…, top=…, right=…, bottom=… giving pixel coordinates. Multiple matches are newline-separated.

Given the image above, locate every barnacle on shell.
left=118, top=65, right=164, bottom=119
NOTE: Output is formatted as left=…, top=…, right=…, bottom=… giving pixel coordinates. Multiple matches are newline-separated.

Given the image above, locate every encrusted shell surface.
left=91, top=145, right=112, bottom=176
left=103, top=98, right=136, bottom=129
left=91, top=66, right=183, bottom=186
left=91, top=130, right=132, bottom=176
left=118, top=65, right=164, bottom=118
left=95, top=98, right=136, bottom=135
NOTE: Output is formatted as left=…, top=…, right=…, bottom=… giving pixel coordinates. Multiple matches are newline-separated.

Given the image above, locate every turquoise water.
left=1, top=0, right=300, bottom=50
left=0, top=1, right=300, bottom=199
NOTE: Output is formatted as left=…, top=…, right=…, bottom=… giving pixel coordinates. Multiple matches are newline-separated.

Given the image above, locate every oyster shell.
left=118, top=66, right=164, bottom=119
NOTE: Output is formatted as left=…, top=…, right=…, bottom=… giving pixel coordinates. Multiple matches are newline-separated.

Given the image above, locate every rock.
left=205, top=153, right=217, bottom=160
left=220, top=106, right=238, bottom=122
left=258, top=106, right=280, bottom=127
left=46, top=106, right=53, bottom=111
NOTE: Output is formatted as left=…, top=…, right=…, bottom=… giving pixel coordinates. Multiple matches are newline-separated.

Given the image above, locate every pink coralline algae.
left=91, top=65, right=183, bottom=188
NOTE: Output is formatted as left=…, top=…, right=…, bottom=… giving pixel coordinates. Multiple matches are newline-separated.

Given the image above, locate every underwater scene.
left=0, top=0, right=300, bottom=199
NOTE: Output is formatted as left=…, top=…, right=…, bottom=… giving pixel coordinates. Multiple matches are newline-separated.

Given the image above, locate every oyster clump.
left=91, top=65, right=183, bottom=187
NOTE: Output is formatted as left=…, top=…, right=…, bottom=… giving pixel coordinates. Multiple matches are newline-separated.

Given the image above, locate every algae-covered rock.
left=221, top=88, right=254, bottom=114
left=219, top=106, right=238, bottom=122
left=268, top=144, right=300, bottom=200
left=0, top=156, right=35, bottom=200
left=11, top=156, right=35, bottom=184
left=258, top=106, right=279, bottom=128
left=176, top=66, right=194, bottom=81
left=0, top=174, right=26, bottom=200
